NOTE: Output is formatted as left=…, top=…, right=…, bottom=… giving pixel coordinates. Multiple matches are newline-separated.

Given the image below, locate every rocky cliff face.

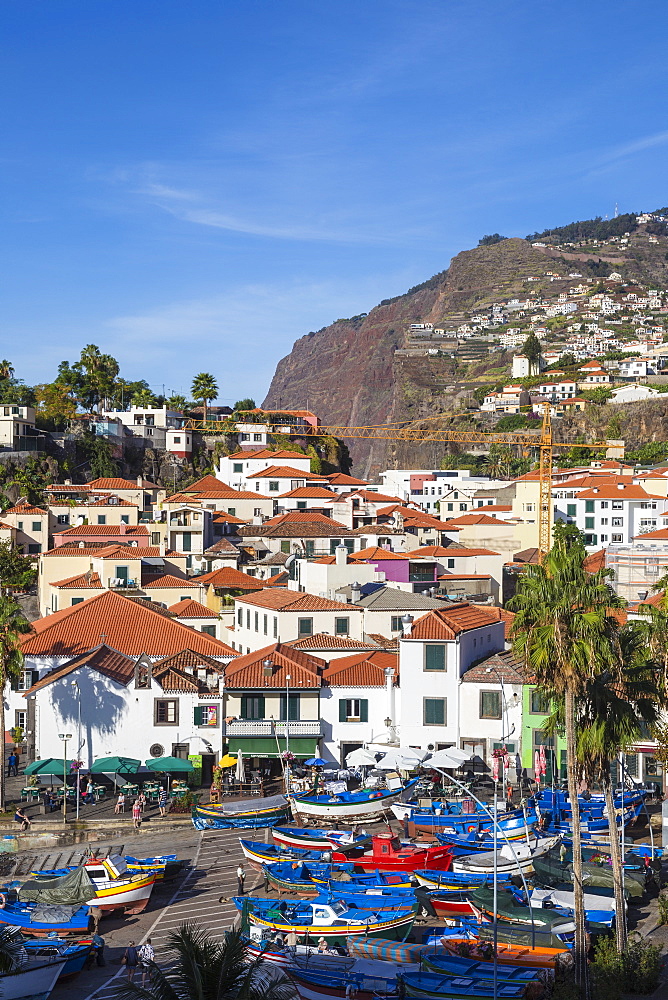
left=264, top=234, right=668, bottom=476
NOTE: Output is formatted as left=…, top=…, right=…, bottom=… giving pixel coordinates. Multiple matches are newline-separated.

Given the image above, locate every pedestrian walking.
left=7, top=752, right=18, bottom=777
left=138, top=938, right=155, bottom=987
left=237, top=864, right=246, bottom=895
left=158, top=788, right=168, bottom=817
left=402, top=810, right=410, bottom=839
left=123, top=941, right=139, bottom=981
left=137, top=791, right=147, bottom=812
left=92, top=932, right=105, bottom=967
left=132, top=799, right=142, bottom=831
left=114, top=792, right=125, bottom=814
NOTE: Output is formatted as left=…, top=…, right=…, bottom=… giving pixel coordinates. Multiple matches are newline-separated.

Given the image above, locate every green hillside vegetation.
left=527, top=213, right=639, bottom=244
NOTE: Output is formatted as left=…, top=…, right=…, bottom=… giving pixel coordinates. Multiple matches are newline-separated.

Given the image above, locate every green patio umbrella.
left=145, top=756, right=194, bottom=773
left=90, top=756, right=141, bottom=774
left=24, top=758, right=73, bottom=776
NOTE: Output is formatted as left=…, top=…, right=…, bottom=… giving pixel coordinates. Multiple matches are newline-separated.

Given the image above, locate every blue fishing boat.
left=434, top=829, right=537, bottom=855
left=400, top=971, right=532, bottom=1000
left=413, top=869, right=512, bottom=891
left=264, top=861, right=412, bottom=895
left=422, top=953, right=545, bottom=982
left=240, top=840, right=341, bottom=869
left=125, top=854, right=183, bottom=880
left=0, top=900, right=90, bottom=937
left=310, top=887, right=417, bottom=911
left=290, top=778, right=418, bottom=824
left=192, top=793, right=291, bottom=830
left=272, top=827, right=371, bottom=850
left=394, top=804, right=538, bottom=837
left=235, top=895, right=415, bottom=945
left=21, top=938, right=92, bottom=979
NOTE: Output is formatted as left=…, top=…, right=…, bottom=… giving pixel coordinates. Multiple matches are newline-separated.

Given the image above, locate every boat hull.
left=0, top=959, right=66, bottom=1000
left=272, top=828, right=369, bottom=850
left=290, top=780, right=417, bottom=823
left=244, top=912, right=414, bottom=946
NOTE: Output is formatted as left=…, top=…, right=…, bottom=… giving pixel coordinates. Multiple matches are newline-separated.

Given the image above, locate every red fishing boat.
left=332, top=833, right=452, bottom=873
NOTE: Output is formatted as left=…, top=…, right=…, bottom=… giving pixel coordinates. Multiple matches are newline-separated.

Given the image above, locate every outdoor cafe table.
left=120, top=783, right=139, bottom=796
left=20, top=786, right=40, bottom=801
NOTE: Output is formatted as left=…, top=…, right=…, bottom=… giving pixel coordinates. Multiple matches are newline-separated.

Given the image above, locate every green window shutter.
left=585, top=517, right=594, bottom=530
left=194, top=706, right=203, bottom=725
left=425, top=644, right=445, bottom=670
left=339, top=699, right=347, bottom=722
left=360, top=700, right=368, bottom=723
left=344, top=539, right=355, bottom=553
left=424, top=698, right=445, bottom=725
left=585, top=500, right=594, bottom=513
left=567, top=504, right=576, bottom=516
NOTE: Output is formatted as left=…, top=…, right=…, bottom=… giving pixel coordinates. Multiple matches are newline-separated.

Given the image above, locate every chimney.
left=402, top=613, right=414, bottom=637
left=350, top=581, right=361, bottom=604
left=159, top=534, right=166, bottom=557
left=119, top=522, right=126, bottom=535
left=335, top=544, right=348, bottom=566
left=65, top=479, right=72, bottom=486
left=617, top=483, right=625, bottom=490
left=137, top=476, right=142, bottom=487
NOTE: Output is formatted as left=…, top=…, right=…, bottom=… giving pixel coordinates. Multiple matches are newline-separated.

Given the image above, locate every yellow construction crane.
left=184, top=408, right=623, bottom=554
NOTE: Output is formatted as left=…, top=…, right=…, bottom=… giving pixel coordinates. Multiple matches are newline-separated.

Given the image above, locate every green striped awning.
left=226, top=737, right=319, bottom=757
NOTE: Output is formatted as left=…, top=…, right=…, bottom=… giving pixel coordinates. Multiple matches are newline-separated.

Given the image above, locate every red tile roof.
left=633, top=528, right=668, bottom=540
left=4, top=503, right=48, bottom=515
left=352, top=546, right=407, bottom=561
left=182, top=474, right=232, bottom=492
left=55, top=524, right=149, bottom=538
left=212, top=512, right=247, bottom=524
left=195, top=567, right=265, bottom=590
left=168, top=598, right=219, bottom=618
left=141, top=573, right=199, bottom=589
left=88, top=477, right=160, bottom=489
left=441, top=514, right=513, bottom=527
left=20, top=590, right=237, bottom=658
left=408, top=602, right=508, bottom=640
left=263, top=511, right=347, bottom=528
left=577, top=484, right=664, bottom=501
left=324, top=651, right=398, bottom=687
left=278, top=487, right=338, bottom=499
left=406, top=545, right=457, bottom=557
left=430, top=546, right=501, bottom=556
left=227, top=449, right=311, bottom=461
left=52, top=572, right=103, bottom=589
left=26, top=644, right=136, bottom=693
left=225, top=642, right=325, bottom=688
left=584, top=549, right=606, bottom=573
left=87, top=496, right=137, bottom=507
left=237, top=588, right=363, bottom=612
left=326, top=473, right=369, bottom=486
left=287, top=633, right=381, bottom=651
left=461, top=649, right=524, bottom=684
left=247, top=465, right=326, bottom=480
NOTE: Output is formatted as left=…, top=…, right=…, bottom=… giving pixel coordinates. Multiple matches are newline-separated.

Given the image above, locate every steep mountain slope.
left=264, top=229, right=668, bottom=476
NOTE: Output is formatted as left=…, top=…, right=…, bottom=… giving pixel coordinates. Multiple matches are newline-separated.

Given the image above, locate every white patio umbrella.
left=377, top=747, right=427, bottom=771
left=425, top=747, right=474, bottom=769
left=235, top=749, right=246, bottom=784
left=346, top=747, right=377, bottom=767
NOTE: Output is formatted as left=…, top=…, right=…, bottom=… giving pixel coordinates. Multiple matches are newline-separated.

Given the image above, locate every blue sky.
left=3, top=0, right=668, bottom=404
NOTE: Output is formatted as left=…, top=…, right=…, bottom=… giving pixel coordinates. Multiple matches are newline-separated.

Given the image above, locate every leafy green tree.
left=233, top=397, right=256, bottom=412
left=580, top=387, right=612, bottom=405
left=191, top=373, right=219, bottom=424
left=34, top=383, right=77, bottom=429
left=132, top=389, right=158, bottom=408
left=478, top=234, right=507, bottom=246
left=56, top=345, right=120, bottom=412
left=493, top=414, right=529, bottom=431
left=521, top=332, right=542, bottom=367
left=10, top=460, right=47, bottom=506
left=0, top=596, right=31, bottom=808
left=115, top=923, right=295, bottom=1000
left=483, top=444, right=513, bottom=479
left=0, top=542, right=37, bottom=593
left=509, top=534, right=624, bottom=993
left=82, top=433, right=118, bottom=480
left=167, top=394, right=190, bottom=412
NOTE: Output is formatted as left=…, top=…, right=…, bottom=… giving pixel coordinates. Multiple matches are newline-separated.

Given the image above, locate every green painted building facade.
left=521, top=684, right=567, bottom=780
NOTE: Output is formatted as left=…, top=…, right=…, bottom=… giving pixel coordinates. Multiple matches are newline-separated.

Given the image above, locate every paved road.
left=58, top=825, right=262, bottom=1000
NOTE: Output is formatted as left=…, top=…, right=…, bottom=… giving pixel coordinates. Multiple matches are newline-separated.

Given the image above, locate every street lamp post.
left=71, top=681, right=82, bottom=821
left=58, top=733, right=72, bottom=824
left=285, top=675, right=291, bottom=793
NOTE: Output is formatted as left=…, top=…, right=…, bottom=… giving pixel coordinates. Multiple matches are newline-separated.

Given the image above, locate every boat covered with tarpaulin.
left=290, top=779, right=418, bottom=823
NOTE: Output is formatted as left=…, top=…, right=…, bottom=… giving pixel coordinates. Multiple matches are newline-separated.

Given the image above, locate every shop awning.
left=226, top=736, right=320, bottom=757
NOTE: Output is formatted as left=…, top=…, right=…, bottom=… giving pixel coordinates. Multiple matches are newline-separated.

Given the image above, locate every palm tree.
left=0, top=361, right=14, bottom=381
left=634, top=570, right=668, bottom=685
left=547, top=627, right=660, bottom=954
left=191, top=373, right=219, bottom=425
left=0, top=596, right=32, bottom=809
left=509, top=534, right=624, bottom=995
left=167, top=394, right=189, bottom=412
left=132, top=389, right=158, bottom=408
left=114, top=924, right=295, bottom=1000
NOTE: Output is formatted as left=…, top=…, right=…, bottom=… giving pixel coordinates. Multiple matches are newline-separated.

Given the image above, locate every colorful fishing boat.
left=311, top=887, right=418, bottom=911
left=422, top=953, right=545, bottom=983
left=290, top=779, right=418, bottom=823
left=340, top=833, right=453, bottom=874
left=532, top=844, right=646, bottom=898
left=434, top=828, right=538, bottom=855
left=21, top=938, right=93, bottom=980
left=528, top=886, right=619, bottom=928
left=124, top=854, right=184, bottom=880
left=239, top=840, right=346, bottom=869
left=415, top=888, right=477, bottom=919
left=272, top=827, right=371, bottom=851
left=393, top=803, right=538, bottom=836
left=192, top=794, right=291, bottom=830
left=0, top=957, right=67, bottom=1000
left=0, top=901, right=90, bottom=938
left=264, top=861, right=413, bottom=895
left=413, top=870, right=512, bottom=892
left=30, top=856, right=156, bottom=915
left=235, top=896, right=415, bottom=945
left=469, top=887, right=577, bottom=932
left=451, top=836, right=561, bottom=875
left=399, top=971, right=529, bottom=1000
left=437, top=934, right=568, bottom=970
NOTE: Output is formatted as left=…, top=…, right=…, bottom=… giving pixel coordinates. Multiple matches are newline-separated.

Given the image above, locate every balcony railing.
left=224, top=720, right=322, bottom=736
